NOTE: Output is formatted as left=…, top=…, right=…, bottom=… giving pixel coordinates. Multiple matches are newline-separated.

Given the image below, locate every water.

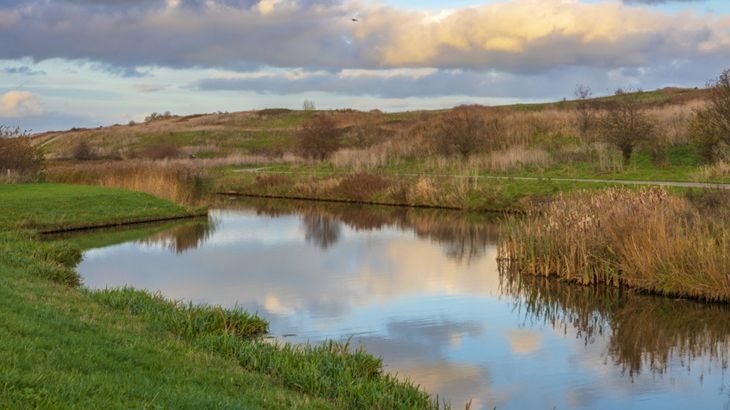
left=59, top=197, right=730, bottom=409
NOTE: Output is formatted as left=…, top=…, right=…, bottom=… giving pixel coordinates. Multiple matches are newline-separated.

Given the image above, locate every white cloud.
left=0, top=91, right=45, bottom=117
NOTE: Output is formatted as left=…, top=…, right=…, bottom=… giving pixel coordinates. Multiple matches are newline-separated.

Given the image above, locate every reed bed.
left=45, top=160, right=210, bottom=204
left=499, top=186, right=730, bottom=302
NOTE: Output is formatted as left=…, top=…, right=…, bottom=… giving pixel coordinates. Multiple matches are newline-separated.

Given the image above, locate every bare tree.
left=431, top=105, right=501, bottom=158
left=297, top=114, right=340, bottom=160
left=596, top=90, right=656, bottom=166
left=573, top=84, right=595, bottom=137
left=302, top=99, right=316, bottom=110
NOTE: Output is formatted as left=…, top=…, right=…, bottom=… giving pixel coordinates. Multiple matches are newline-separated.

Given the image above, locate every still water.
left=62, top=197, right=730, bottom=409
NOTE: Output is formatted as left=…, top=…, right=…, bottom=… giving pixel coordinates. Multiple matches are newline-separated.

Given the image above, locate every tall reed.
left=45, top=160, right=210, bottom=204
left=499, top=186, right=730, bottom=301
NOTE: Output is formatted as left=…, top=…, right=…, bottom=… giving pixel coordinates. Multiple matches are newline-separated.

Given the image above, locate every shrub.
left=0, top=126, right=44, bottom=182
left=430, top=105, right=502, bottom=158
left=595, top=90, right=656, bottom=165
left=573, top=84, right=597, bottom=138
left=71, top=138, right=95, bottom=161
left=297, top=114, right=341, bottom=160
left=141, top=135, right=181, bottom=160
left=689, top=68, right=730, bottom=163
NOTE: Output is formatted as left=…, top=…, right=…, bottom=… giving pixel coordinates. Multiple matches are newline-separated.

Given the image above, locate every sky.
left=1, top=0, right=729, bottom=133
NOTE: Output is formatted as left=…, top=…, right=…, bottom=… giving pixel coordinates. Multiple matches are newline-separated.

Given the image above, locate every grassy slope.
left=0, top=183, right=206, bottom=232
left=0, top=183, right=335, bottom=409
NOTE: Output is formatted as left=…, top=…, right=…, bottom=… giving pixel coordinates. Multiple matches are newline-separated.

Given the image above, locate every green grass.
left=0, top=234, right=335, bottom=409
left=1, top=183, right=445, bottom=409
left=0, top=183, right=205, bottom=232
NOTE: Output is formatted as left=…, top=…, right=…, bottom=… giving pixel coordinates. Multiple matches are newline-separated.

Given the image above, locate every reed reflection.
left=217, top=196, right=501, bottom=263
left=499, top=266, right=730, bottom=383
left=48, top=216, right=215, bottom=254
left=137, top=218, right=217, bottom=254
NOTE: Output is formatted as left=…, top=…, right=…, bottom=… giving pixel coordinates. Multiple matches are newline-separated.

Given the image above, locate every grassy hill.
left=31, top=86, right=709, bottom=163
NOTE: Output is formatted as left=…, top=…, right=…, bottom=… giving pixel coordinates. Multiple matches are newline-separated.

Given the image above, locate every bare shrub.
left=429, top=105, right=502, bottom=158
left=596, top=90, right=656, bottom=165
left=71, top=138, right=95, bottom=161
left=141, top=135, right=181, bottom=159
left=573, top=84, right=597, bottom=137
left=297, top=114, right=341, bottom=161
left=144, top=111, right=174, bottom=123
left=689, top=68, right=730, bottom=163
left=0, top=126, right=44, bottom=182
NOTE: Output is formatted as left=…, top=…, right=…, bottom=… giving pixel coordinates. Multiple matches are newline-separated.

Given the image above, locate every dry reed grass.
left=499, top=186, right=730, bottom=301
left=693, top=160, right=730, bottom=181
left=45, top=160, right=209, bottom=205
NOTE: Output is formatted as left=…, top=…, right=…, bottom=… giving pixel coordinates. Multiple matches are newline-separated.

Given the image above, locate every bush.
left=689, top=68, right=730, bottom=163
left=596, top=90, right=656, bottom=165
left=71, top=138, right=95, bottom=161
left=141, top=135, right=181, bottom=160
left=430, top=105, right=502, bottom=158
left=297, top=114, right=341, bottom=160
left=0, top=126, right=44, bottom=182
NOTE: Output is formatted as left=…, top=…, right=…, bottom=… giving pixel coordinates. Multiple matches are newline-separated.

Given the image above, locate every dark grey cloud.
left=193, top=61, right=726, bottom=102
left=1, top=0, right=727, bottom=77
left=2, top=66, right=46, bottom=75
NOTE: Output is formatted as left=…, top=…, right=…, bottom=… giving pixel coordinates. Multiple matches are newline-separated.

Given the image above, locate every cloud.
left=0, top=91, right=45, bottom=117
left=2, top=66, right=46, bottom=75
left=133, top=82, right=166, bottom=92
left=0, top=0, right=727, bottom=76
left=623, top=0, right=704, bottom=4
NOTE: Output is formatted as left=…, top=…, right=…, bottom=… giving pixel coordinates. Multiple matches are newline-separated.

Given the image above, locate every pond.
left=56, top=197, right=730, bottom=409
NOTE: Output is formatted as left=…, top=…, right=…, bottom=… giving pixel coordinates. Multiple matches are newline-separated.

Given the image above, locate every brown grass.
left=499, top=186, right=730, bottom=302
left=45, top=160, right=210, bottom=205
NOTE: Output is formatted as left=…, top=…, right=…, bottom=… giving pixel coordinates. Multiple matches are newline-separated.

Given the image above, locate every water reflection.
left=216, top=196, right=501, bottom=264
left=67, top=197, right=730, bottom=409
left=46, top=216, right=215, bottom=253
left=501, top=267, right=730, bottom=393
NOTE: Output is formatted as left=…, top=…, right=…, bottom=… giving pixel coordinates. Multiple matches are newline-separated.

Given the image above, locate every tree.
left=297, top=114, right=340, bottom=160
left=0, top=126, right=44, bottom=181
left=689, top=69, right=730, bottom=163
left=573, top=84, right=595, bottom=137
left=596, top=90, right=655, bottom=165
left=302, top=99, right=316, bottom=110
left=431, top=105, right=501, bottom=158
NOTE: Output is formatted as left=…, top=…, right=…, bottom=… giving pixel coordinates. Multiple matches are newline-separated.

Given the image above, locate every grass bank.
left=0, top=183, right=445, bottom=409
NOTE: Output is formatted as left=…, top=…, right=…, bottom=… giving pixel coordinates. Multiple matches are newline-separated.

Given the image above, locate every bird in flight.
left=352, top=18, right=358, bottom=21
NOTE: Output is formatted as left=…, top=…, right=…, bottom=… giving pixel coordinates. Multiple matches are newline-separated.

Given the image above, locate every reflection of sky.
left=78, top=208, right=730, bottom=409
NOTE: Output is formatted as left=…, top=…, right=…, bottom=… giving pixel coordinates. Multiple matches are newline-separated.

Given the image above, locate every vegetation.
left=595, top=90, right=657, bottom=165
left=297, top=114, right=341, bottom=161
left=0, top=183, right=446, bottom=408
left=0, top=125, right=44, bottom=182
left=498, top=186, right=730, bottom=302
left=689, top=69, right=730, bottom=163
